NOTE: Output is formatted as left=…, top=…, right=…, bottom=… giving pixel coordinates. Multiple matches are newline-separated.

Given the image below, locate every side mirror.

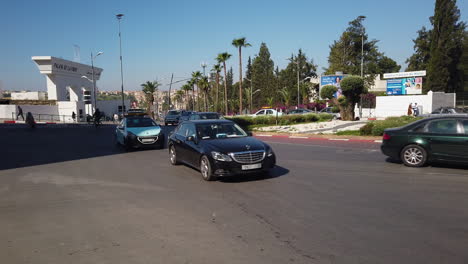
left=247, top=131, right=253, bottom=136
left=187, top=136, right=197, bottom=143
left=117, top=126, right=124, bottom=130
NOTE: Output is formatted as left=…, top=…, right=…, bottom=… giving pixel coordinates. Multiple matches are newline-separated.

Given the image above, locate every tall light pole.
left=358, top=15, right=366, bottom=78
left=91, top=51, right=103, bottom=111
left=116, top=13, right=125, bottom=115
left=201, top=62, right=207, bottom=76
left=245, top=78, right=259, bottom=114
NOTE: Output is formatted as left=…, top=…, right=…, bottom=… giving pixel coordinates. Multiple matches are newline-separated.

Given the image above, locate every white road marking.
left=374, top=140, right=383, bottom=143
left=289, top=136, right=308, bottom=139
left=328, top=138, right=350, bottom=141
left=256, top=135, right=273, bottom=137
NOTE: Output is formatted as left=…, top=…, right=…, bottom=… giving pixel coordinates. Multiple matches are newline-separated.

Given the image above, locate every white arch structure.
left=32, top=56, right=103, bottom=115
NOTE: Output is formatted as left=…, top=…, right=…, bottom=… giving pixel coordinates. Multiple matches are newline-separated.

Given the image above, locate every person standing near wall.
left=72, top=111, right=76, bottom=122
left=407, top=103, right=413, bottom=116
left=16, top=106, right=24, bottom=120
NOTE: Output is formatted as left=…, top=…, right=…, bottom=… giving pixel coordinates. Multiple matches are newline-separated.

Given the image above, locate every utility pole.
left=116, top=14, right=125, bottom=115
left=91, top=52, right=97, bottom=112
left=297, top=58, right=300, bottom=107
left=168, top=73, right=174, bottom=110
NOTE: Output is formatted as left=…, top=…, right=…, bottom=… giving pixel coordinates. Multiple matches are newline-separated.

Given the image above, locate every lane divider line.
left=329, top=138, right=350, bottom=141
left=289, top=136, right=308, bottom=139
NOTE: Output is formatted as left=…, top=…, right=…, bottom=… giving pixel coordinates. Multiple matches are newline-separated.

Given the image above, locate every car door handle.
left=175, top=139, right=181, bottom=144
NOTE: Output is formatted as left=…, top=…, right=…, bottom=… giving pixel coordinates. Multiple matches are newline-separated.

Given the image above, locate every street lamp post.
left=116, top=13, right=125, bottom=115
left=201, top=62, right=207, bottom=76
left=358, top=15, right=366, bottom=78
left=288, top=57, right=301, bottom=108
left=90, top=51, right=103, bottom=112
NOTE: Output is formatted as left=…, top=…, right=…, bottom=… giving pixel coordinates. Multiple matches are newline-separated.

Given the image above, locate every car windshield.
left=197, top=123, right=247, bottom=139
left=168, top=110, right=180, bottom=115
left=455, top=108, right=468, bottom=113
left=193, top=113, right=219, bottom=120
left=127, top=118, right=157, bottom=127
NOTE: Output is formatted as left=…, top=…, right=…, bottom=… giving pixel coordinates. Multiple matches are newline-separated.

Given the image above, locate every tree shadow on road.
left=219, top=166, right=289, bottom=183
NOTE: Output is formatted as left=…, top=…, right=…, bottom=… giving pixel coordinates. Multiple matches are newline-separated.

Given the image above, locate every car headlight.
left=267, top=148, right=274, bottom=157
left=211, top=151, right=232, bottom=162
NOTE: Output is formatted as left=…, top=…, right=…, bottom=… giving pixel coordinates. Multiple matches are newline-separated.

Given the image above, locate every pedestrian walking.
left=413, top=103, right=419, bottom=116
left=72, top=111, right=76, bottom=122
left=25, top=112, right=35, bottom=129
left=407, top=103, right=413, bottom=116
left=16, top=106, right=24, bottom=120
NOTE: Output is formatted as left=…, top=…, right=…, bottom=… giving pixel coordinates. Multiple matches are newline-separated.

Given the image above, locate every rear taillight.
left=382, top=133, right=391, bottom=140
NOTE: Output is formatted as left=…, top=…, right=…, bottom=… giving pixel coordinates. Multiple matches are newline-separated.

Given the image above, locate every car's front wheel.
left=169, top=145, right=179, bottom=165
left=401, top=144, right=427, bottom=167
left=200, top=156, right=215, bottom=181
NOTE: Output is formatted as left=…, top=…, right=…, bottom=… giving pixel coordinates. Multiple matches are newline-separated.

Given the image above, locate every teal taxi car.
left=115, top=116, right=164, bottom=150
left=381, top=116, right=468, bottom=167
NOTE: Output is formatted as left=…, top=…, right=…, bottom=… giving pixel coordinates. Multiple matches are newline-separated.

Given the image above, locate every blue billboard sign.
left=386, top=77, right=423, bottom=95
left=320, top=75, right=344, bottom=98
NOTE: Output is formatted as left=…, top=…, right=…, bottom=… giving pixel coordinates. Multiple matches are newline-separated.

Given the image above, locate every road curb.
left=254, top=133, right=382, bottom=143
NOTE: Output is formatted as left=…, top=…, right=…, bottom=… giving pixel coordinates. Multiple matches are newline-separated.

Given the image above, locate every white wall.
left=97, top=99, right=130, bottom=118
left=11, top=92, right=47, bottom=100
left=375, top=91, right=456, bottom=118
left=0, top=105, right=17, bottom=119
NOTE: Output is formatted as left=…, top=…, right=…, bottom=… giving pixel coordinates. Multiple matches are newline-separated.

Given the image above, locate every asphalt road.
left=1, top=124, right=468, bottom=264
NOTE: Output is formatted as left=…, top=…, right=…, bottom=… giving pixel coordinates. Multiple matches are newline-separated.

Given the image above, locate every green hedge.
left=359, top=116, right=423, bottom=136
left=227, top=113, right=333, bottom=130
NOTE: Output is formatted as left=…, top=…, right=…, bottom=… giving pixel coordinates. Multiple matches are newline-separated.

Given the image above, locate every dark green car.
left=381, top=117, right=468, bottom=167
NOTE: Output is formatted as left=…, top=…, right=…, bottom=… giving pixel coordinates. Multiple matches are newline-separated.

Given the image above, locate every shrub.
left=320, top=85, right=337, bottom=99
left=360, top=116, right=422, bottom=136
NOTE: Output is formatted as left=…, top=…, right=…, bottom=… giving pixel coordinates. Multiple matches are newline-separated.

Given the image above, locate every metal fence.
left=12, top=112, right=74, bottom=122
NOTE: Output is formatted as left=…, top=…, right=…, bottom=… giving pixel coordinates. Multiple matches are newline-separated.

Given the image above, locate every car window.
left=176, top=124, right=188, bottom=137
left=256, top=110, right=265, bottom=115
left=411, top=123, right=427, bottom=133
left=442, top=109, right=450, bottom=114
left=427, top=119, right=458, bottom=134
left=266, top=110, right=274, bottom=115
left=168, top=110, right=180, bottom=115
left=462, top=120, right=468, bottom=134
left=197, top=123, right=247, bottom=139
left=126, top=118, right=156, bottom=127
left=189, top=115, right=199, bottom=120
left=431, top=108, right=441, bottom=114
left=186, top=124, right=196, bottom=138
left=200, top=113, right=219, bottom=119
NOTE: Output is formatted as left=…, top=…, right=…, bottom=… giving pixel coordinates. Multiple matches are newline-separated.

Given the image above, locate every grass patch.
left=359, top=116, right=423, bottom=136
left=335, top=130, right=361, bottom=136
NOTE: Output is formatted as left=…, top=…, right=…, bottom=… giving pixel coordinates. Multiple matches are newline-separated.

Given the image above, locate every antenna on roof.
left=73, top=45, right=81, bottom=63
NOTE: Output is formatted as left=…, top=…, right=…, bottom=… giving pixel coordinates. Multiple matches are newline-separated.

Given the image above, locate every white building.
left=11, top=91, right=47, bottom=100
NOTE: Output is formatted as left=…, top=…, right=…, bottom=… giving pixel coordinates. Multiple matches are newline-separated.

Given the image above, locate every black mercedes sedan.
left=168, top=120, right=276, bottom=181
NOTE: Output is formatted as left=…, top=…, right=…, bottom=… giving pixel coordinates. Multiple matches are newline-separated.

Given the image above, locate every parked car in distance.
left=251, top=108, right=283, bottom=117
left=319, top=107, right=341, bottom=119
left=164, top=110, right=184, bottom=126
left=288, top=108, right=312, bottom=115
left=115, top=116, right=164, bottom=150
left=168, top=120, right=276, bottom=181
left=189, top=112, right=223, bottom=120
left=179, top=111, right=197, bottom=121
left=420, top=107, right=468, bottom=117
left=380, top=116, right=468, bottom=167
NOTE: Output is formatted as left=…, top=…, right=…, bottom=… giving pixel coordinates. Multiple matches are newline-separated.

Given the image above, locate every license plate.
left=241, top=163, right=262, bottom=170
left=141, top=138, right=154, bottom=143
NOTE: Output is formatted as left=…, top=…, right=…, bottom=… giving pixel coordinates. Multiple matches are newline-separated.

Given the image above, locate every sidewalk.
left=255, top=120, right=369, bottom=134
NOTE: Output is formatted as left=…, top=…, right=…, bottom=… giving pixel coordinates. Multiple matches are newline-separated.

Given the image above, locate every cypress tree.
left=426, top=0, right=465, bottom=93
left=251, top=43, right=275, bottom=107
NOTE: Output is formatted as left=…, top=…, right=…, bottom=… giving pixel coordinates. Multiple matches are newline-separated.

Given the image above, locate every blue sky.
left=1, top=0, right=466, bottom=92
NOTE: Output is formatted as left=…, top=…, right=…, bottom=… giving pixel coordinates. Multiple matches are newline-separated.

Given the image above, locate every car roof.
left=182, top=119, right=233, bottom=124
left=193, top=112, right=219, bottom=115
left=421, top=116, right=468, bottom=121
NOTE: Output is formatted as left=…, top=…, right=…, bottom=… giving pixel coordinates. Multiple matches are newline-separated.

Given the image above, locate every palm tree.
left=216, top=52, right=232, bottom=115
left=211, top=64, right=223, bottom=112
left=191, top=71, right=202, bottom=111
left=197, top=76, right=210, bottom=111
left=181, top=83, right=192, bottom=110
left=141, top=81, right=160, bottom=119
left=174, top=90, right=185, bottom=109
left=232, top=37, right=251, bottom=115
left=278, top=87, right=292, bottom=107
left=187, top=79, right=196, bottom=110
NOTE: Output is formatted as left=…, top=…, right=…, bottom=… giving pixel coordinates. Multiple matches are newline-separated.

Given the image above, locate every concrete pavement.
left=1, top=125, right=468, bottom=263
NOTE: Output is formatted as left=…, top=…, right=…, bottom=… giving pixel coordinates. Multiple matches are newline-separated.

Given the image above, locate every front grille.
left=230, top=150, right=265, bottom=164
left=137, top=136, right=158, bottom=144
